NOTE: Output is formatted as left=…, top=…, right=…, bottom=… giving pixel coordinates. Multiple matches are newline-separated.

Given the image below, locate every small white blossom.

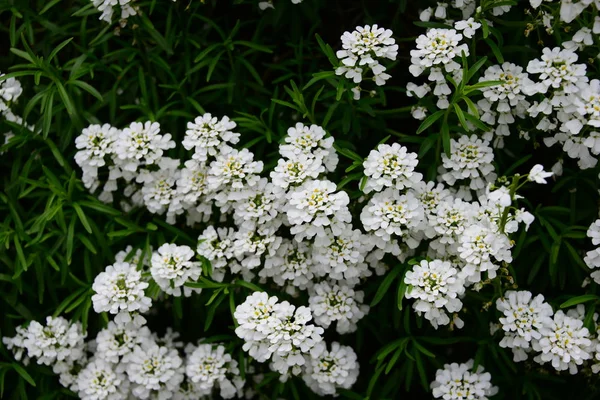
left=496, top=290, right=554, bottom=361
left=126, top=339, right=184, bottom=399
left=308, top=281, right=369, bottom=334
left=76, top=358, right=129, bottom=400
left=150, top=243, right=202, bottom=297
left=528, top=164, right=553, bottom=184
left=286, top=179, right=352, bottom=240
left=533, top=310, right=592, bottom=374
left=303, top=342, right=359, bottom=396
left=22, top=317, right=86, bottom=366
left=91, top=262, right=152, bottom=315
left=183, top=113, right=240, bottom=162
left=431, top=360, right=498, bottom=399
left=404, top=259, right=466, bottom=329
left=362, top=143, right=422, bottom=193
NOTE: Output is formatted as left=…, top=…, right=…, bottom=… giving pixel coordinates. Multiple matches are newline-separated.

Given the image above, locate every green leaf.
left=233, top=40, right=272, bottom=53
left=73, top=203, right=93, bottom=234
left=235, top=280, right=264, bottom=292
left=484, top=39, right=504, bottom=63
left=48, top=37, right=73, bottom=62
left=559, top=295, right=600, bottom=309
left=371, top=265, right=402, bottom=307
left=12, top=364, right=35, bottom=387
left=416, top=110, right=444, bottom=134
left=315, top=34, right=338, bottom=67
left=453, top=104, right=468, bottom=131
left=303, top=71, right=336, bottom=90
left=69, top=80, right=103, bottom=102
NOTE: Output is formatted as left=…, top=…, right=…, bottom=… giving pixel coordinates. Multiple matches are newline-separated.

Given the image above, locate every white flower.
left=439, top=134, right=496, bottom=191
left=75, top=124, right=118, bottom=169
left=0, top=75, right=23, bottom=106
left=126, top=339, right=184, bottom=399
left=413, top=181, right=453, bottom=216
left=150, top=243, right=202, bottom=297
left=457, top=222, right=512, bottom=283
left=95, top=320, right=152, bottom=364
left=22, top=317, right=86, bottom=366
left=576, top=79, right=600, bottom=127
left=496, top=291, right=554, bottom=360
left=176, top=159, right=212, bottom=222
left=270, top=155, right=324, bottom=189
left=303, top=342, right=359, bottom=396
left=260, top=239, right=316, bottom=290
left=362, top=143, right=423, bottom=193
left=280, top=123, right=338, bottom=172
left=286, top=179, right=352, bottom=240
left=409, top=29, right=469, bottom=77
left=92, top=0, right=136, bottom=23
left=454, top=18, right=481, bottom=38
left=139, top=157, right=182, bottom=222
left=233, top=226, right=282, bottom=269
left=429, top=198, right=477, bottom=247
left=182, top=113, right=239, bottom=162
left=526, top=47, right=587, bottom=95
left=233, top=178, right=285, bottom=230
left=336, top=24, right=398, bottom=67
left=267, top=303, right=324, bottom=376
left=312, top=227, right=373, bottom=282
left=207, top=145, right=263, bottom=200
left=477, top=63, right=535, bottom=136
left=114, top=121, right=175, bottom=172
left=559, top=0, right=587, bottom=23
left=234, top=292, right=324, bottom=375
left=234, top=292, right=279, bottom=346
left=197, top=226, right=236, bottom=276
left=528, top=164, right=553, bottom=184
left=2, top=325, right=30, bottom=365
left=404, top=259, right=466, bottom=329
left=76, top=358, right=129, bottom=400
left=91, top=262, right=152, bottom=315
left=308, top=281, right=369, bottom=334
left=431, top=360, right=498, bottom=399
left=533, top=310, right=592, bottom=374
left=185, top=343, right=242, bottom=398
left=360, top=188, right=425, bottom=247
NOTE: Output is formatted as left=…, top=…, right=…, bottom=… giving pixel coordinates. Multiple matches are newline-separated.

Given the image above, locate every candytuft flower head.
left=528, top=164, right=553, bottom=184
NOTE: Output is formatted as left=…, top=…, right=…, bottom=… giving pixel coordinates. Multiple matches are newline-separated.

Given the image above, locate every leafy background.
left=1, top=0, right=600, bottom=398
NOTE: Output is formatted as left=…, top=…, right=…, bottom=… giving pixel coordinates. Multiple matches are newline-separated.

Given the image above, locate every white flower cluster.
left=0, top=73, right=29, bottom=148
left=2, top=316, right=86, bottom=367
left=308, top=281, right=369, bottom=334
left=404, top=259, right=465, bottom=329
left=91, top=0, right=137, bottom=25
left=584, top=219, right=600, bottom=284
left=495, top=291, right=600, bottom=374
left=0, top=73, right=23, bottom=123
left=335, top=25, right=398, bottom=100
left=4, top=243, right=245, bottom=400
left=407, top=28, right=469, bottom=110
left=419, top=1, right=511, bottom=25
left=234, top=292, right=358, bottom=395
left=5, top=316, right=244, bottom=400
left=431, top=359, right=498, bottom=400
left=407, top=2, right=600, bottom=172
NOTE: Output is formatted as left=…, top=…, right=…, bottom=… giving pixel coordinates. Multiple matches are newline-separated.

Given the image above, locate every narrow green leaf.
left=13, top=364, right=35, bottom=387
left=371, top=265, right=402, bottom=307
left=416, top=110, right=444, bottom=134
left=560, top=295, right=600, bottom=309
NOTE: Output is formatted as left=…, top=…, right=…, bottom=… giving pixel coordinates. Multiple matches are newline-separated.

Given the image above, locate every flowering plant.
left=2, top=0, right=600, bottom=399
